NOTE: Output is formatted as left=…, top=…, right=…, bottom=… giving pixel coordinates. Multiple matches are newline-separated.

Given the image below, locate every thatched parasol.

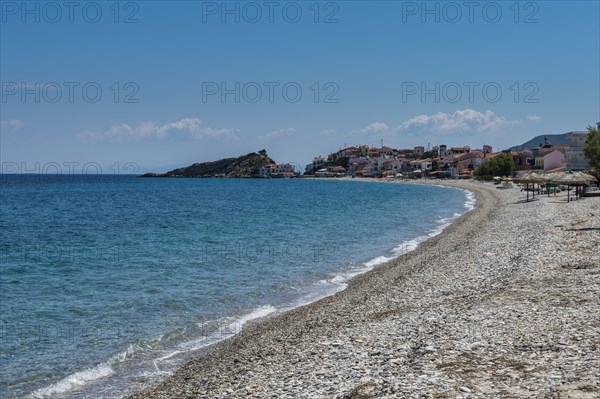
left=542, top=171, right=596, bottom=184
left=572, top=171, right=598, bottom=183
left=514, top=172, right=546, bottom=201
left=514, top=172, right=544, bottom=183
left=542, top=171, right=597, bottom=201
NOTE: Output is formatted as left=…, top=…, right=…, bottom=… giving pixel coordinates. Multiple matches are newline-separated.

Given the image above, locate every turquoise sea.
left=0, top=176, right=473, bottom=398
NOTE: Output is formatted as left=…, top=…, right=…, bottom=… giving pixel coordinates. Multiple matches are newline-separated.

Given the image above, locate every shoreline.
left=125, top=180, right=484, bottom=397
left=25, top=179, right=471, bottom=399
left=128, top=180, right=599, bottom=398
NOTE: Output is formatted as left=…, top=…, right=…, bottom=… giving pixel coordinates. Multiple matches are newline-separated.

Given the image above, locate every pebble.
left=128, top=181, right=600, bottom=399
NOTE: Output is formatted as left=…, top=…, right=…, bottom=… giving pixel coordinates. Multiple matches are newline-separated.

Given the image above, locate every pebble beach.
left=128, top=180, right=599, bottom=399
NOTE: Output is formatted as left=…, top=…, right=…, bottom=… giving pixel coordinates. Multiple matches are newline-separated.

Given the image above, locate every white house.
left=536, top=150, right=566, bottom=172
left=261, top=163, right=295, bottom=177
left=305, top=156, right=326, bottom=174
left=564, top=131, right=590, bottom=170
left=420, top=159, right=433, bottom=171
left=273, top=164, right=294, bottom=174
left=259, top=164, right=275, bottom=177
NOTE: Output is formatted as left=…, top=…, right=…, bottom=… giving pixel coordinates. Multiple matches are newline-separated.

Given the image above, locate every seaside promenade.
left=129, top=181, right=599, bottom=398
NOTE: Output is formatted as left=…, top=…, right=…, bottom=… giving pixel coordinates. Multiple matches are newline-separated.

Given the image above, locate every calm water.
left=0, top=176, right=473, bottom=398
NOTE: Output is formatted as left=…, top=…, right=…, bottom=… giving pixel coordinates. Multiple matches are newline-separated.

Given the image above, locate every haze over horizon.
left=1, top=1, right=599, bottom=173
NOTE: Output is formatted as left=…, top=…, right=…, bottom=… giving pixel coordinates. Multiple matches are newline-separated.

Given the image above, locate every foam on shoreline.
left=125, top=180, right=493, bottom=398
left=128, top=179, right=600, bottom=398
left=27, top=181, right=476, bottom=399
left=27, top=305, right=277, bottom=399
left=319, top=186, right=476, bottom=290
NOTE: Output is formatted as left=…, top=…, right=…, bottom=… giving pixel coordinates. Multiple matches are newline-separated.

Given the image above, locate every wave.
left=316, top=188, right=475, bottom=292
left=28, top=305, right=277, bottom=399
left=28, top=364, right=113, bottom=399
left=183, top=304, right=276, bottom=352
left=27, top=188, right=475, bottom=399
left=463, top=189, right=476, bottom=211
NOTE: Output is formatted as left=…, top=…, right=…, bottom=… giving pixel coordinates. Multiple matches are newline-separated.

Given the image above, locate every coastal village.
left=136, top=128, right=600, bottom=399
left=259, top=131, right=589, bottom=178
left=258, top=130, right=592, bottom=179
left=143, top=128, right=598, bottom=181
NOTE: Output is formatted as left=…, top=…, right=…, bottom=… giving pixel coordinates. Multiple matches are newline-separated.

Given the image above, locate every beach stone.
left=127, top=181, right=600, bottom=399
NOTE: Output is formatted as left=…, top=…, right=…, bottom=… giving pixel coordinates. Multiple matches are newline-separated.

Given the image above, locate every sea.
left=0, top=175, right=474, bottom=398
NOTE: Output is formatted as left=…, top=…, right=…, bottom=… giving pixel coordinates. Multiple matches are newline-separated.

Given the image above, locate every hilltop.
left=507, top=131, right=587, bottom=151
left=141, top=150, right=276, bottom=178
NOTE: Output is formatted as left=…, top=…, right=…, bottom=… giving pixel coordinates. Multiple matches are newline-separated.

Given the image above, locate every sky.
left=1, top=0, right=599, bottom=173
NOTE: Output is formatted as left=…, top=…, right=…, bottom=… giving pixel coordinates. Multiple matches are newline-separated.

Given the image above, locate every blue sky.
left=1, top=0, right=599, bottom=173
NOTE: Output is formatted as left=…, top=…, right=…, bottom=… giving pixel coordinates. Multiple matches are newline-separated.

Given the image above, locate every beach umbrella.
left=514, top=172, right=545, bottom=183
left=569, top=172, right=597, bottom=200
left=573, top=171, right=597, bottom=183
left=537, top=172, right=569, bottom=201
left=541, top=171, right=596, bottom=201
left=540, top=171, right=576, bottom=184
left=544, top=171, right=596, bottom=184
left=514, top=172, right=546, bottom=202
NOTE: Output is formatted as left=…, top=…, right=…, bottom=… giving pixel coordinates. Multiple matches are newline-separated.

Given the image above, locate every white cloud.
left=360, top=122, right=389, bottom=134
left=527, top=115, right=542, bottom=122
left=321, top=129, right=336, bottom=136
left=0, top=119, right=25, bottom=130
left=398, top=109, right=520, bottom=133
left=258, top=128, right=295, bottom=140
left=106, top=123, right=135, bottom=138
left=156, top=117, right=202, bottom=137
left=78, top=118, right=237, bottom=141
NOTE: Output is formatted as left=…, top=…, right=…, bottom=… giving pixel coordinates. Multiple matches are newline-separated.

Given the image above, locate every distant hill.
left=141, top=150, right=276, bottom=178
left=507, top=132, right=586, bottom=151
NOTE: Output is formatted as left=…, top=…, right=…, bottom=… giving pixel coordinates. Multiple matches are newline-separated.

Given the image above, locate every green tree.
left=473, top=153, right=515, bottom=180
left=421, top=150, right=437, bottom=159
left=583, top=125, right=600, bottom=172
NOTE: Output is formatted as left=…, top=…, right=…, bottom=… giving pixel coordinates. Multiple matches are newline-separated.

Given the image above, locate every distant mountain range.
left=141, top=150, right=275, bottom=178
left=507, top=132, right=586, bottom=152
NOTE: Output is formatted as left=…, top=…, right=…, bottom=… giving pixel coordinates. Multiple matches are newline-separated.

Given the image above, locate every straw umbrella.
left=540, top=172, right=566, bottom=197
left=573, top=171, right=598, bottom=183
left=514, top=172, right=546, bottom=202
left=570, top=172, right=597, bottom=200
left=543, top=171, right=597, bottom=201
